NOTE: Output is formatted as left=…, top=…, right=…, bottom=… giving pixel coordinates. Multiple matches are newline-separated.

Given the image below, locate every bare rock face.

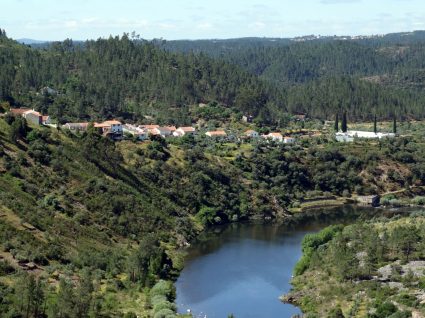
left=403, top=261, right=425, bottom=277
left=377, top=261, right=425, bottom=281
left=412, top=311, right=425, bottom=318
left=280, top=291, right=304, bottom=305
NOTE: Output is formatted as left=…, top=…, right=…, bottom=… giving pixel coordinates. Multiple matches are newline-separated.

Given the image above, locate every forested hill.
left=162, top=32, right=425, bottom=87
left=161, top=31, right=425, bottom=54
left=2, top=28, right=425, bottom=122
left=161, top=31, right=425, bottom=120
left=0, top=30, right=284, bottom=124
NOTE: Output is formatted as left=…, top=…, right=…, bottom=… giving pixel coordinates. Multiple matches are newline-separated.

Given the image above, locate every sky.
left=1, top=0, right=425, bottom=41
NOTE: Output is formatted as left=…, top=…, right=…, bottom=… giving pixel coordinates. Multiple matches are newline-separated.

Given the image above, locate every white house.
left=63, top=122, right=89, bottom=132
left=283, top=136, right=296, bottom=144
left=265, top=132, right=284, bottom=142
left=23, top=110, right=42, bottom=126
left=140, top=125, right=160, bottom=134
left=173, top=127, right=196, bottom=137
left=244, top=130, right=259, bottom=138
left=123, top=124, right=149, bottom=140
left=336, top=131, right=395, bottom=142
left=242, top=115, right=254, bottom=123
left=95, top=120, right=123, bottom=134
left=94, top=120, right=123, bottom=140
left=152, top=127, right=174, bottom=138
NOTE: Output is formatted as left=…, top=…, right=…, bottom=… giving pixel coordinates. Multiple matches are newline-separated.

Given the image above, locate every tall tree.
left=334, top=113, right=339, bottom=132
left=393, top=115, right=397, bottom=134
left=341, top=111, right=348, bottom=133
left=374, top=114, right=377, bottom=134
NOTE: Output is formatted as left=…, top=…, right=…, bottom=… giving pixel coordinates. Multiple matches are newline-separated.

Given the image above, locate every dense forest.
left=2, top=28, right=425, bottom=123
left=163, top=32, right=425, bottom=120
left=0, top=29, right=284, bottom=124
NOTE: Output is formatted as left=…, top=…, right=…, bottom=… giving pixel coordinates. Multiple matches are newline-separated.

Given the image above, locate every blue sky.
left=2, top=0, right=425, bottom=40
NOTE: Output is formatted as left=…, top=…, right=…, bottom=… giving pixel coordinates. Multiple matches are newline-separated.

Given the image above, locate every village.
left=7, top=107, right=397, bottom=144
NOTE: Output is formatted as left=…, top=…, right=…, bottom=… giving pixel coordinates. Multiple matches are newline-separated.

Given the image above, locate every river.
left=175, top=206, right=399, bottom=318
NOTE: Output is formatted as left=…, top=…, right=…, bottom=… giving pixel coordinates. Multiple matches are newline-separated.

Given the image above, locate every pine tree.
left=374, top=114, right=377, bottom=134
left=334, top=113, right=339, bottom=132
left=393, top=115, right=397, bottom=134
left=341, top=111, right=348, bottom=133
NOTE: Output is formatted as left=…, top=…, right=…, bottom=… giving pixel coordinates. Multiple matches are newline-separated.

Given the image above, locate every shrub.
left=196, top=206, right=218, bottom=226
left=294, top=225, right=344, bottom=275
left=0, top=260, right=15, bottom=275
left=412, top=196, right=425, bottom=205
left=371, top=302, right=398, bottom=318
left=153, top=309, right=176, bottom=318
left=151, top=295, right=167, bottom=306
left=150, top=280, right=175, bottom=300
left=328, top=306, right=344, bottom=318
left=27, top=130, right=42, bottom=142
left=153, top=300, right=176, bottom=313
left=396, top=293, right=418, bottom=307
left=388, top=311, right=412, bottom=318
left=293, top=256, right=310, bottom=276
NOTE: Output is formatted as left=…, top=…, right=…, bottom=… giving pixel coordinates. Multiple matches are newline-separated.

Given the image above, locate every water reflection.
left=176, top=206, right=412, bottom=318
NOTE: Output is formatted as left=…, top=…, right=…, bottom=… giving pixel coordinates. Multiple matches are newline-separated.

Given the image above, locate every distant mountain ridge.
left=16, top=38, right=49, bottom=45
left=14, top=30, right=425, bottom=46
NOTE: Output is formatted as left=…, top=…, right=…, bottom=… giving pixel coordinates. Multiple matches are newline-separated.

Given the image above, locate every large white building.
left=336, top=131, right=395, bottom=142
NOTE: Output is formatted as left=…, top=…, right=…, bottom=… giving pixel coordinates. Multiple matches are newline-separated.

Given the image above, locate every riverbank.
left=174, top=213, right=346, bottom=318
left=173, top=204, right=415, bottom=317
left=281, top=211, right=425, bottom=318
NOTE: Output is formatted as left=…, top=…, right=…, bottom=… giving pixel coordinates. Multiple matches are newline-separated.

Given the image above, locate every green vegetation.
left=0, top=29, right=283, bottom=125
left=3, top=26, right=425, bottom=317
left=1, top=114, right=425, bottom=316
left=285, top=215, right=425, bottom=317
left=163, top=32, right=425, bottom=120
left=3, top=29, right=425, bottom=126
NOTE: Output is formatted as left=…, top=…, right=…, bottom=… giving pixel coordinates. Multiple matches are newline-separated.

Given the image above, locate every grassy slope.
left=0, top=118, right=252, bottom=316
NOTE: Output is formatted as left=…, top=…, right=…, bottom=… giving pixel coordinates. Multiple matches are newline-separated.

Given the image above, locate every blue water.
left=176, top=223, right=320, bottom=318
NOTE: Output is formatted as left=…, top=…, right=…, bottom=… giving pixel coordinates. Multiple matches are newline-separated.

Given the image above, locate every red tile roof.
left=102, top=120, right=121, bottom=125
left=178, top=127, right=196, bottom=132
left=10, top=108, right=31, bottom=115
left=94, top=120, right=121, bottom=128
left=141, top=125, right=160, bottom=129
left=206, top=130, right=227, bottom=136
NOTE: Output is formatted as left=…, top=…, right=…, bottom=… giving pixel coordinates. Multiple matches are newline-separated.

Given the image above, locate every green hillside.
left=162, top=33, right=425, bottom=120
left=3, top=28, right=425, bottom=125
left=0, top=29, right=283, bottom=125
left=285, top=215, right=425, bottom=317
left=1, top=114, right=425, bottom=316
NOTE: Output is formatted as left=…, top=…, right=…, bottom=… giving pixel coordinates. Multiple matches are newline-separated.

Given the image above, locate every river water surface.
left=175, top=206, right=400, bottom=318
